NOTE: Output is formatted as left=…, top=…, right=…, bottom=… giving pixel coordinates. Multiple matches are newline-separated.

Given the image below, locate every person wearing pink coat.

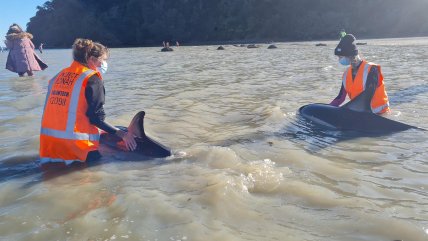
left=4, top=23, right=47, bottom=77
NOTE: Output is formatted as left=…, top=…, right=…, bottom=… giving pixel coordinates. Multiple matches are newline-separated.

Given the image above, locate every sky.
left=1, top=0, right=47, bottom=46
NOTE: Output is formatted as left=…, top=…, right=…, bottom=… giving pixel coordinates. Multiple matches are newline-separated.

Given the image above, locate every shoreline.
left=23, top=35, right=428, bottom=50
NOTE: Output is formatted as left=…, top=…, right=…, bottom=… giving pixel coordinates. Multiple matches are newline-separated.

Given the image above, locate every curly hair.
left=7, top=23, right=23, bottom=34
left=72, top=38, right=109, bottom=64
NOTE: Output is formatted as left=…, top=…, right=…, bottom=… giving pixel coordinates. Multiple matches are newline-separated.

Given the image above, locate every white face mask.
left=98, top=60, right=108, bottom=74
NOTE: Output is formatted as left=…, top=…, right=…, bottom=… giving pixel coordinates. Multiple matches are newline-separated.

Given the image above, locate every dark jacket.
left=85, top=75, right=116, bottom=134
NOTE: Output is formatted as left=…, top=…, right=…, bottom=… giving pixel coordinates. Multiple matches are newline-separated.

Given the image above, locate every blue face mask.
left=98, top=61, right=108, bottom=74
left=339, top=57, right=351, bottom=66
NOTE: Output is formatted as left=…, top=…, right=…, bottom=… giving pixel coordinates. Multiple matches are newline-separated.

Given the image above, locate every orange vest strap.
left=372, top=103, right=390, bottom=114
left=342, top=68, right=349, bottom=88
left=66, top=70, right=95, bottom=132
left=342, top=62, right=371, bottom=90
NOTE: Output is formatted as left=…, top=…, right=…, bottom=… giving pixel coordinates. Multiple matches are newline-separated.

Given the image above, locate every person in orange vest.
left=40, top=38, right=136, bottom=164
left=330, top=34, right=390, bottom=114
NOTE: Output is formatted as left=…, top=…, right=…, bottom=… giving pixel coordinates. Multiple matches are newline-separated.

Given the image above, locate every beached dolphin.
left=100, top=111, right=171, bottom=158
left=299, top=103, right=420, bottom=133
left=298, top=89, right=423, bottom=134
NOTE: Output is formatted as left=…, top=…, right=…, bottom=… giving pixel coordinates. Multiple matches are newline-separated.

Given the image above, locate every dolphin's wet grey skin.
left=299, top=87, right=424, bottom=134
left=298, top=103, right=419, bottom=133
left=100, top=111, right=171, bottom=158
left=283, top=89, right=426, bottom=153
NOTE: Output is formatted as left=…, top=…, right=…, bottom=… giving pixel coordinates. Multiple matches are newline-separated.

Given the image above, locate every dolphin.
left=298, top=89, right=424, bottom=134
left=100, top=111, right=171, bottom=158
left=298, top=103, right=420, bottom=133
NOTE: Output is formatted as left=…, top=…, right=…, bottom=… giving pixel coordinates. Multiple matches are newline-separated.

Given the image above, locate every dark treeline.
left=26, top=0, right=428, bottom=48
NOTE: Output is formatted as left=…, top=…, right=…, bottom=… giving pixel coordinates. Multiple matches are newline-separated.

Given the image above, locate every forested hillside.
left=26, top=0, right=428, bottom=47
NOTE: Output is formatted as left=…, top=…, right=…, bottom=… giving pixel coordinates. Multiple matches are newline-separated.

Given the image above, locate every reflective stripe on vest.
left=362, top=63, right=371, bottom=90
left=39, top=157, right=82, bottom=165
left=40, top=70, right=98, bottom=141
left=342, top=68, right=349, bottom=88
left=372, top=102, right=390, bottom=114
left=40, top=128, right=100, bottom=141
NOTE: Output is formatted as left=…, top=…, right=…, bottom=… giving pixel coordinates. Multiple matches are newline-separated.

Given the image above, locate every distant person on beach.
left=330, top=34, right=390, bottom=114
left=161, top=41, right=173, bottom=52
left=4, top=23, right=47, bottom=77
left=176, top=41, right=179, bottom=47
left=39, top=43, right=44, bottom=53
left=40, top=38, right=136, bottom=164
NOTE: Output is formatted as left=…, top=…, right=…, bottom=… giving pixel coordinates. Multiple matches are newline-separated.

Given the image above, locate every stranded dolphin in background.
left=298, top=89, right=424, bottom=134
left=100, top=111, right=171, bottom=158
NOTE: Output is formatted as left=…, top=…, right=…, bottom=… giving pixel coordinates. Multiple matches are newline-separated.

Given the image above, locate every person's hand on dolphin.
left=116, top=129, right=137, bottom=151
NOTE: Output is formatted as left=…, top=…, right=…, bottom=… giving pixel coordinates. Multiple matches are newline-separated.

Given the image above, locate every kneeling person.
left=330, top=34, right=390, bottom=114
left=40, top=38, right=136, bottom=164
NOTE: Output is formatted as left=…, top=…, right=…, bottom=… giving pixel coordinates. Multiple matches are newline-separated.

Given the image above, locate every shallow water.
left=0, top=38, right=427, bottom=241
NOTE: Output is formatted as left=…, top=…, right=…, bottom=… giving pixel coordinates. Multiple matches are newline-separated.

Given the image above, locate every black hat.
left=334, top=34, right=358, bottom=56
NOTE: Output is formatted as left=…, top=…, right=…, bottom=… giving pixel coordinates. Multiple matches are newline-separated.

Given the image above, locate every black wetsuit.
left=84, top=75, right=117, bottom=161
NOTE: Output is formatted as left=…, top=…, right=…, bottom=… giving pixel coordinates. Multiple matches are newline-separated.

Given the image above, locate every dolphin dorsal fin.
left=138, top=111, right=147, bottom=137
left=127, top=111, right=146, bottom=138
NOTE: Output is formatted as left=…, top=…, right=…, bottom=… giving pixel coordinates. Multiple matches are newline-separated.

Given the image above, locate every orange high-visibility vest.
left=342, top=60, right=390, bottom=114
left=40, top=61, right=102, bottom=164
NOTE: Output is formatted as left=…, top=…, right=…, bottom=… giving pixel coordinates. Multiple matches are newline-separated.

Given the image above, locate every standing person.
left=40, top=38, right=136, bottom=164
left=4, top=23, right=47, bottom=77
left=39, top=43, right=44, bottom=54
left=330, top=34, right=390, bottom=114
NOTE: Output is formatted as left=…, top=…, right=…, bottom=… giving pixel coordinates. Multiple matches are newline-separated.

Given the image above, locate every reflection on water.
left=0, top=38, right=427, bottom=241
